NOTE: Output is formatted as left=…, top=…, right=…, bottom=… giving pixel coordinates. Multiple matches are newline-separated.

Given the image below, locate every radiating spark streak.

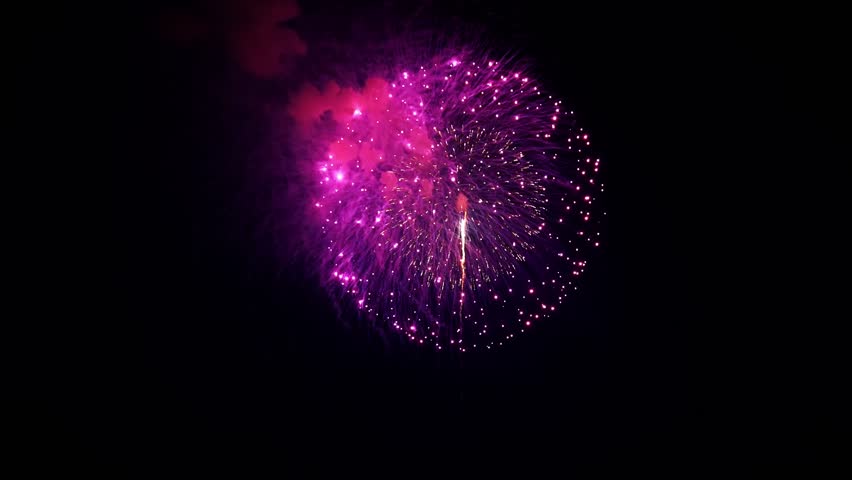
left=460, top=212, right=467, bottom=266
left=459, top=211, right=468, bottom=329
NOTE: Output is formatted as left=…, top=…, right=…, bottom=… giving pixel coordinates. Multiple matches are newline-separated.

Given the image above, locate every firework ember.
left=288, top=49, right=603, bottom=351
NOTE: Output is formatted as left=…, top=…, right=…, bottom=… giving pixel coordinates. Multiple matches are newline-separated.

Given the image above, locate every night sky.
left=33, top=0, right=842, bottom=475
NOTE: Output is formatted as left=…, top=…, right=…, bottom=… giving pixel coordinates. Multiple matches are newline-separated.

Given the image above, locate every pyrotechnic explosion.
left=287, top=48, right=603, bottom=351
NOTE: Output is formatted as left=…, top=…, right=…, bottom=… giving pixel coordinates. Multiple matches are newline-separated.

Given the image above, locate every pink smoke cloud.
left=158, top=0, right=306, bottom=77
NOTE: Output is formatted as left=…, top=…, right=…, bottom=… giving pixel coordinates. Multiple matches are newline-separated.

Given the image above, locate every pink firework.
left=289, top=50, right=603, bottom=351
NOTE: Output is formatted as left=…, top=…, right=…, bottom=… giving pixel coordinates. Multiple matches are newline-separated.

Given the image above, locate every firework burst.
left=288, top=49, right=603, bottom=351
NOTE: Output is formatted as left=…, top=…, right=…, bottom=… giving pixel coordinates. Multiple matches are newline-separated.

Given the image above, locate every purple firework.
left=288, top=49, right=603, bottom=351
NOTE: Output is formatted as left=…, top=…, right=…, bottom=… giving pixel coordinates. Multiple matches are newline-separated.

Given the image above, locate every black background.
left=33, top=0, right=843, bottom=475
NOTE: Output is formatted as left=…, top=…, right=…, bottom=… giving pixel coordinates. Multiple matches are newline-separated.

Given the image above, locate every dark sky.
left=34, top=0, right=842, bottom=475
